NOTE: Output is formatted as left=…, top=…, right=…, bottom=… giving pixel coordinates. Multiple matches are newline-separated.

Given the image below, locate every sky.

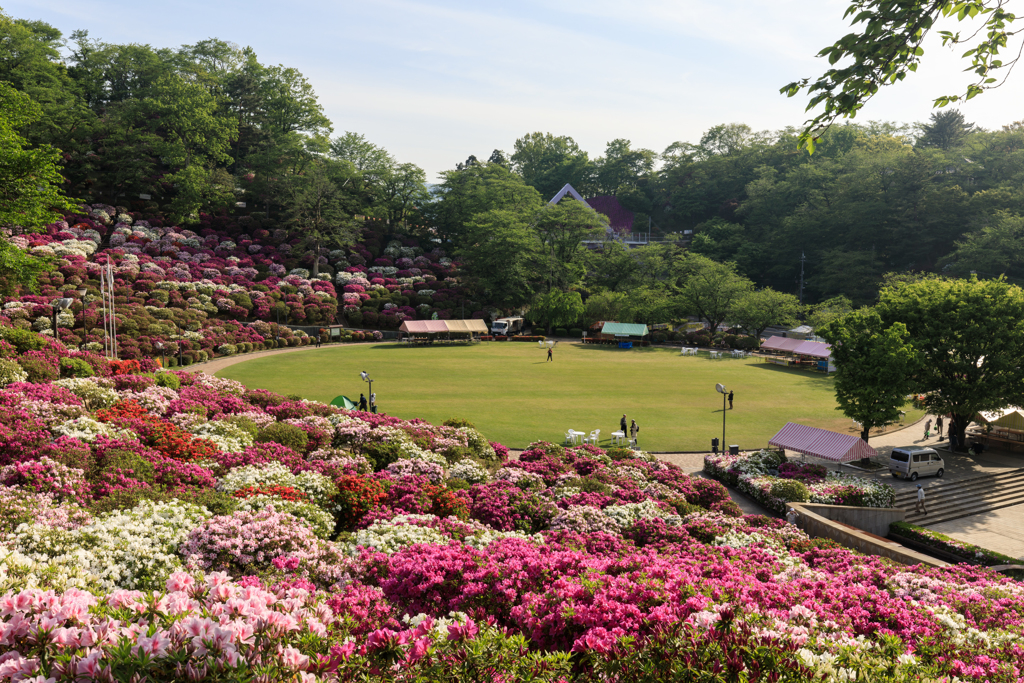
left=10, top=0, right=1024, bottom=181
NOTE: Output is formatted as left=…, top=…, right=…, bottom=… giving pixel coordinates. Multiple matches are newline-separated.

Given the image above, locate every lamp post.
left=53, top=298, right=73, bottom=342
left=716, top=383, right=727, bottom=453
left=360, top=371, right=374, bottom=413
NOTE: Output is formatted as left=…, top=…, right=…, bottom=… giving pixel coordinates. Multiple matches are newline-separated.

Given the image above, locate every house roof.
left=768, top=422, right=877, bottom=462
left=548, top=184, right=593, bottom=208
left=584, top=195, right=635, bottom=231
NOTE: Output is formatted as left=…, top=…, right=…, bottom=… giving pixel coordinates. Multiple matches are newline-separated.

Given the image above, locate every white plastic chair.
left=564, top=431, right=575, bottom=445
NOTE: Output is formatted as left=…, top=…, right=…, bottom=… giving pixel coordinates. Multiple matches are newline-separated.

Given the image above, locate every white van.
left=889, top=446, right=945, bottom=481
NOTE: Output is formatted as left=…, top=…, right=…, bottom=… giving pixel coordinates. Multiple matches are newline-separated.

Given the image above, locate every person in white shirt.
left=370, top=392, right=377, bottom=414
left=915, top=485, right=927, bottom=514
left=785, top=507, right=799, bottom=525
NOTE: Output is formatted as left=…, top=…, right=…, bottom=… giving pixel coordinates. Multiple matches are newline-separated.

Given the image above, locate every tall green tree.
left=283, top=160, right=354, bottom=278
left=819, top=309, right=919, bottom=442
left=459, top=209, right=540, bottom=310
left=876, top=276, right=1024, bottom=446
left=731, top=288, right=801, bottom=342
left=511, top=132, right=594, bottom=199
left=916, top=110, right=976, bottom=150
left=141, top=74, right=237, bottom=222
left=530, top=289, right=584, bottom=333
left=426, top=162, right=542, bottom=248
left=534, top=199, right=606, bottom=292
left=675, top=254, right=753, bottom=333
left=0, top=82, right=76, bottom=294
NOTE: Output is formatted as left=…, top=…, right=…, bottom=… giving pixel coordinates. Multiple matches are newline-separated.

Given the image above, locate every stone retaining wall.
left=790, top=503, right=946, bottom=567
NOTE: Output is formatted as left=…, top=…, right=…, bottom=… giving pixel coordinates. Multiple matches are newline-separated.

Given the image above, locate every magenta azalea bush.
left=0, top=327, right=1020, bottom=681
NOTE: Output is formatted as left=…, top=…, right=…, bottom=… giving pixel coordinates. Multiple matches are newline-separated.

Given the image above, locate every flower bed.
left=890, top=521, right=1024, bottom=568
left=705, top=449, right=897, bottom=513
left=2, top=205, right=484, bottom=361
left=0, top=327, right=1021, bottom=681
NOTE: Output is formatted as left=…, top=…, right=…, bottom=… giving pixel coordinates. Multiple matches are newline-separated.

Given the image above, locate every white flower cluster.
left=603, top=500, right=681, bottom=528
left=189, top=420, right=255, bottom=453
left=217, top=463, right=337, bottom=510
left=0, top=359, right=27, bottom=388
left=9, top=500, right=211, bottom=592
left=448, top=459, right=489, bottom=484
left=52, top=378, right=118, bottom=409
left=349, top=516, right=449, bottom=555
left=51, top=416, right=132, bottom=443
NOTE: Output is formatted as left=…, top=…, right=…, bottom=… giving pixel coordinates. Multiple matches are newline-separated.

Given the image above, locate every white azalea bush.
left=9, top=499, right=210, bottom=591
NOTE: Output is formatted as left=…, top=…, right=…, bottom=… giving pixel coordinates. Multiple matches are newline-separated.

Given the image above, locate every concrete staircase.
left=895, top=469, right=1024, bottom=525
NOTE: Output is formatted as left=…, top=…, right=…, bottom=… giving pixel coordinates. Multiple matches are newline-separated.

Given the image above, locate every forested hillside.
left=4, top=8, right=1024, bottom=320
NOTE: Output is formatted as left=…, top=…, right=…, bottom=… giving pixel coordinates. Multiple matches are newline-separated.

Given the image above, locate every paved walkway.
left=188, top=344, right=349, bottom=376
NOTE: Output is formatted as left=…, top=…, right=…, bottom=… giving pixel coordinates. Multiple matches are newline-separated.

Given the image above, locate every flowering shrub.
left=0, top=329, right=1020, bottom=680
left=705, top=450, right=897, bottom=513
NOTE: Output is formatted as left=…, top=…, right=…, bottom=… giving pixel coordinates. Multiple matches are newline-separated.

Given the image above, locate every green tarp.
left=330, top=395, right=358, bottom=410
left=601, top=322, right=649, bottom=337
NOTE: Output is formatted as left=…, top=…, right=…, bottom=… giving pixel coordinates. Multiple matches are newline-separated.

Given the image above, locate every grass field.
left=217, top=342, right=923, bottom=451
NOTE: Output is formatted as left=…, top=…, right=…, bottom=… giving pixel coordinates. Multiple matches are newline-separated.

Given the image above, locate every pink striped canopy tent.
left=760, top=336, right=831, bottom=358
left=768, top=422, right=877, bottom=462
left=760, top=336, right=804, bottom=352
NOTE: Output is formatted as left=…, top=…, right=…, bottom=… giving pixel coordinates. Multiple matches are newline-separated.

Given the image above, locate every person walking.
left=358, top=393, right=367, bottom=411
left=915, top=485, right=927, bottom=515
left=547, top=346, right=553, bottom=362
left=630, top=419, right=639, bottom=446
left=370, top=392, right=377, bottom=414
left=620, top=414, right=628, bottom=442
left=935, top=415, right=944, bottom=438
left=924, top=418, right=932, bottom=439
left=728, top=390, right=734, bottom=410
left=315, top=335, right=322, bottom=348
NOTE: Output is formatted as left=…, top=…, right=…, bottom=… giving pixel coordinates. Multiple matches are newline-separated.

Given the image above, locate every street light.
left=716, top=383, right=727, bottom=454
left=360, top=371, right=374, bottom=413
left=53, top=298, right=73, bottom=342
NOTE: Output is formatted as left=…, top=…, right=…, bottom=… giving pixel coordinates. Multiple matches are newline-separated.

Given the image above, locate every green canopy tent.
left=330, top=395, right=358, bottom=410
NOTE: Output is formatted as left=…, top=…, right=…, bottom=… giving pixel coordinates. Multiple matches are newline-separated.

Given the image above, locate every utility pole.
left=798, top=251, right=806, bottom=305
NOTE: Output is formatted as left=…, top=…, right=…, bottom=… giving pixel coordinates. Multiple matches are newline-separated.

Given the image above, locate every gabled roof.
left=584, top=195, right=634, bottom=231
left=768, top=422, right=877, bottom=462
left=399, top=320, right=449, bottom=333
left=548, top=184, right=593, bottom=208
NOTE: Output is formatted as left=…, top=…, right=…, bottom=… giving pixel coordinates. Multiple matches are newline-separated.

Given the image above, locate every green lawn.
left=217, top=342, right=922, bottom=451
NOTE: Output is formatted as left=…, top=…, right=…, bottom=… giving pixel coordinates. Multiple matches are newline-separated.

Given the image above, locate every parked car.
left=889, top=446, right=945, bottom=481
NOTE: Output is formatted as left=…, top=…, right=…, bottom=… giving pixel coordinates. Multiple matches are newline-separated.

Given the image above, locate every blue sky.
left=10, top=0, right=1024, bottom=180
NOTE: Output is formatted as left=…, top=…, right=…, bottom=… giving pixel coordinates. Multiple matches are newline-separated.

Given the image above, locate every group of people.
left=358, top=392, right=377, bottom=413
left=924, top=415, right=970, bottom=451
left=619, top=414, right=640, bottom=446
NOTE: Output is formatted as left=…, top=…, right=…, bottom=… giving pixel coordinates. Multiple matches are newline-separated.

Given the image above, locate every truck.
left=490, top=317, right=524, bottom=336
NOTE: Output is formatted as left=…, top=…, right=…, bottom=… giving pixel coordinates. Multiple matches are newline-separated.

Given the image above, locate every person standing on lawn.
left=547, top=346, right=553, bottom=362
left=630, top=419, right=639, bottom=446
left=370, top=392, right=377, bottom=414
left=359, top=394, right=367, bottom=411
left=728, top=390, right=734, bottom=409
left=620, top=414, right=627, bottom=440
